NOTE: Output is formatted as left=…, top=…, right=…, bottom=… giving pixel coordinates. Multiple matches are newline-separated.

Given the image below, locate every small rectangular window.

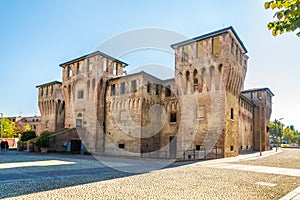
left=103, top=59, right=108, bottom=72
left=197, top=41, right=204, bottom=58
left=196, top=106, right=205, bottom=119
left=182, top=45, right=188, bottom=61
left=119, top=144, right=125, bottom=149
left=257, top=91, right=262, bottom=99
left=170, top=112, right=177, bottom=123
left=88, top=61, right=93, bottom=71
left=212, top=37, right=220, bottom=54
left=131, top=80, right=137, bottom=92
left=68, top=66, right=73, bottom=77
left=77, top=90, right=84, bottom=99
left=113, top=62, right=118, bottom=75
left=196, top=145, right=205, bottom=151
left=147, top=81, right=150, bottom=93
left=230, top=146, right=234, bottom=151
left=156, top=84, right=160, bottom=96
left=111, top=84, right=116, bottom=96
left=121, top=82, right=126, bottom=94
left=76, top=119, right=83, bottom=128
left=165, top=85, right=171, bottom=97
left=230, top=108, right=234, bottom=120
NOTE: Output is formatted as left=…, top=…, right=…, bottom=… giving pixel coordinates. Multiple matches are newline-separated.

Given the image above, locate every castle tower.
left=241, top=88, right=274, bottom=151
left=59, top=51, right=127, bottom=154
left=171, top=27, right=249, bottom=158
left=36, top=81, right=64, bottom=133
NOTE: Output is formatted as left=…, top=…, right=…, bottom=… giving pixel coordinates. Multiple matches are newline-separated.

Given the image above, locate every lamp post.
left=275, top=118, right=284, bottom=152
left=259, top=106, right=262, bottom=156
left=0, top=113, right=3, bottom=140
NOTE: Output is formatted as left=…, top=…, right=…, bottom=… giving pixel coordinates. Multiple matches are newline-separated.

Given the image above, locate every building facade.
left=36, top=27, right=273, bottom=159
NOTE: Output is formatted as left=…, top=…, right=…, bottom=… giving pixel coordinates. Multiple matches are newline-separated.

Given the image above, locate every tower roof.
left=59, top=51, right=128, bottom=68
left=171, top=26, right=247, bottom=53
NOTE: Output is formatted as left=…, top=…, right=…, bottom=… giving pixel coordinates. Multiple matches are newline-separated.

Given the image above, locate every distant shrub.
left=35, top=131, right=51, bottom=148
left=20, top=130, right=36, bottom=141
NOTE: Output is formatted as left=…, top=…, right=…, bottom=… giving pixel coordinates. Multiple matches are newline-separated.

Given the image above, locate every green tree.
left=0, top=118, right=18, bottom=138
left=264, top=0, right=300, bottom=37
left=269, top=119, right=284, bottom=143
left=20, top=130, right=37, bottom=141
left=282, top=126, right=295, bottom=143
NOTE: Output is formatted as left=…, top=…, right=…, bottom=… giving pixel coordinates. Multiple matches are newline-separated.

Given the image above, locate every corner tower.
left=171, top=27, right=249, bottom=158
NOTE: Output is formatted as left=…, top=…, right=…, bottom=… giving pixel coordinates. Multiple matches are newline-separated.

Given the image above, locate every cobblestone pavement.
left=1, top=149, right=300, bottom=199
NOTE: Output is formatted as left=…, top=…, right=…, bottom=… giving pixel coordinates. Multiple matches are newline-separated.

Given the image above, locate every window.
left=111, top=84, right=116, bottom=96
left=68, top=66, right=72, bottom=77
left=33, top=125, right=36, bottom=129
left=197, top=41, right=204, bottom=57
left=121, top=82, right=126, bottom=94
left=147, top=81, right=150, bottom=93
left=77, top=90, right=84, bottom=99
left=88, top=61, right=93, bottom=72
left=230, top=146, right=234, bottom=151
left=212, top=37, right=220, bottom=54
left=165, top=85, right=171, bottom=97
left=103, top=59, right=108, bottom=72
left=257, top=91, right=262, bottom=99
left=113, top=62, right=118, bottom=75
left=119, top=144, right=125, bottom=149
left=196, top=145, right=205, bottom=151
left=46, top=121, right=49, bottom=128
left=230, top=108, right=234, bottom=120
left=182, top=45, right=188, bottom=62
left=32, top=119, right=35, bottom=122
left=196, top=106, right=205, bottom=119
left=170, top=112, right=177, bottom=123
left=36, top=119, right=39, bottom=122
left=155, top=84, right=160, bottom=96
left=193, top=70, right=198, bottom=91
left=77, top=62, right=83, bottom=74
left=131, top=80, right=137, bottom=92
left=76, top=113, right=83, bottom=128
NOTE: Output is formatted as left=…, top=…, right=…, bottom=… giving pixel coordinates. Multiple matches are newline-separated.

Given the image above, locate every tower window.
left=76, top=113, right=83, bottom=128
left=170, top=112, right=177, bottom=123
left=197, top=41, right=204, bottom=58
left=165, top=85, right=171, bottom=97
left=121, top=82, right=126, bottom=94
left=103, top=59, right=108, bottom=72
left=230, top=108, right=234, bottom=120
left=111, top=84, right=116, bottom=96
left=182, top=45, right=188, bottom=62
left=77, top=90, right=84, bottom=99
left=68, top=66, right=73, bottom=77
left=212, top=37, right=220, bottom=55
left=131, top=80, right=137, bottom=92
left=113, top=62, right=118, bottom=75
left=88, top=61, right=93, bottom=72
left=156, top=84, right=160, bottom=96
left=147, top=81, right=150, bottom=93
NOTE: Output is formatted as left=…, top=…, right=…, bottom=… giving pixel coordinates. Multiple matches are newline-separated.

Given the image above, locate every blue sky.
left=0, top=0, right=299, bottom=128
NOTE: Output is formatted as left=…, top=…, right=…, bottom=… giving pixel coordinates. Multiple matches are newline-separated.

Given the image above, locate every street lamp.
left=259, top=105, right=262, bottom=156
left=275, top=118, right=284, bottom=152
left=0, top=113, right=3, bottom=140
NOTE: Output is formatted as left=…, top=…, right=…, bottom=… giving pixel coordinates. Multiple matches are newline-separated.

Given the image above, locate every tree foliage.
left=265, top=0, right=300, bottom=37
left=20, top=130, right=36, bottom=141
left=0, top=118, right=18, bottom=138
left=282, top=126, right=295, bottom=143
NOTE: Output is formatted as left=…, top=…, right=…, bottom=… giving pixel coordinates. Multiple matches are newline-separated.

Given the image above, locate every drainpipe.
left=103, top=79, right=109, bottom=153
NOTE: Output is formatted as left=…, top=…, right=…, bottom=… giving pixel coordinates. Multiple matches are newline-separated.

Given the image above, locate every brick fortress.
left=36, top=27, right=273, bottom=159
